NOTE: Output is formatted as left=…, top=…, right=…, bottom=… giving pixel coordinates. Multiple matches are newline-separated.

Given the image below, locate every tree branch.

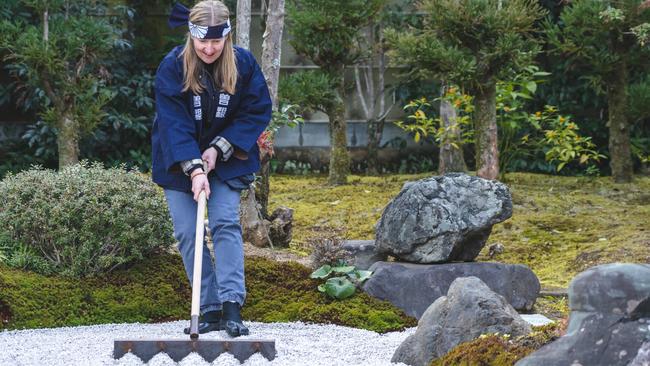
left=354, top=66, right=370, bottom=118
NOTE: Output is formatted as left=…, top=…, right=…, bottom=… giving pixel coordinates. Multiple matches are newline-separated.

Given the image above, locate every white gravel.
left=0, top=321, right=417, bottom=366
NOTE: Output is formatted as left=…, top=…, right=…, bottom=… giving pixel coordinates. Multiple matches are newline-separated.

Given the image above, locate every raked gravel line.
left=0, top=321, right=417, bottom=366
left=0, top=315, right=552, bottom=366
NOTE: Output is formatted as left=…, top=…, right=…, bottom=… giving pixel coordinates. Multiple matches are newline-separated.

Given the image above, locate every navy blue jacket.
left=151, top=45, right=272, bottom=192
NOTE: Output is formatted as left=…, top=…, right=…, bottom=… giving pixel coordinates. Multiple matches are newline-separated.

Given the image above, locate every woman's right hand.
left=191, top=173, right=210, bottom=201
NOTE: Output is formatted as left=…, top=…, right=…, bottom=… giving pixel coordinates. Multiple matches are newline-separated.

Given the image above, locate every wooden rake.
left=114, top=189, right=276, bottom=362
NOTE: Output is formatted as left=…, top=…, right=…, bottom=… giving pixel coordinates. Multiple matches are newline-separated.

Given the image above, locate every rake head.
left=113, top=339, right=276, bottom=363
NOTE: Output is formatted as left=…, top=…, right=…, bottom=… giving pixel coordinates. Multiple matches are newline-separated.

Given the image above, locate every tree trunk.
left=367, top=118, right=381, bottom=174
left=474, top=82, right=499, bottom=180
left=607, top=61, right=633, bottom=183
left=439, top=85, right=466, bottom=174
left=257, top=0, right=285, bottom=217
left=327, top=71, right=350, bottom=185
left=256, top=153, right=272, bottom=217
left=261, top=0, right=284, bottom=111
left=57, top=112, right=79, bottom=169
left=236, top=0, right=251, bottom=49
left=240, top=187, right=272, bottom=248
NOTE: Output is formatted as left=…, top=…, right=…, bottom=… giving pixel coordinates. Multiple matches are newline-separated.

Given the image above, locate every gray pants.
left=164, top=176, right=246, bottom=314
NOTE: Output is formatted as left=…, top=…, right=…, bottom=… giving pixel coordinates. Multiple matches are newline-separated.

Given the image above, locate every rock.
left=630, top=342, right=650, bottom=366
left=375, top=173, right=512, bottom=263
left=268, top=206, right=293, bottom=248
left=488, top=242, right=505, bottom=258
left=392, top=276, right=531, bottom=366
left=362, top=261, right=539, bottom=318
left=516, top=263, right=650, bottom=366
left=341, top=240, right=386, bottom=270
left=240, top=187, right=271, bottom=248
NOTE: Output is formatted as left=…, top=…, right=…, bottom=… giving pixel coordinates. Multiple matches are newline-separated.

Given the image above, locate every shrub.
left=0, top=162, right=174, bottom=277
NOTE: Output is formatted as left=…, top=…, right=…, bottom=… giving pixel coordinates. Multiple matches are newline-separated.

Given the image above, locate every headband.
left=168, top=3, right=232, bottom=39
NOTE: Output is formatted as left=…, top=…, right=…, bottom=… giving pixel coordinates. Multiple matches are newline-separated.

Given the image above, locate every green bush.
left=0, top=162, right=174, bottom=277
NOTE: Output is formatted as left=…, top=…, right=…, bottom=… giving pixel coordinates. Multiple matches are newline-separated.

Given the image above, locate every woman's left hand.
left=202, top=147, right=219, bottom=173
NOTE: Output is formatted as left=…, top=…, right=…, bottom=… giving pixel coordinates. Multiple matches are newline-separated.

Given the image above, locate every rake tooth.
left=130, top=341, right=161, bottom=362
left=259, top=341, right=277, bottom=361
left=114, top=339, right=277, bottom=362
left=229, top=341, right=256, bottom=363
left=164, top=341, right=193, bottom=362
left=195, top=341, right=226, bottom=362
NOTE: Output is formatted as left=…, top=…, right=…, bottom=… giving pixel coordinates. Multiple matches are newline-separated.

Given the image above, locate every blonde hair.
left=180, top=0, right=238, bottom=95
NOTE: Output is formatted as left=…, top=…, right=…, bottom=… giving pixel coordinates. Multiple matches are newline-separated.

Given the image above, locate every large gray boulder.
left=392, top=276, right=531, bottom=366
left=362, top=261, right=539, bottom=318
left=375, top=173, right=512, bottom=263
left=631, top=342, right=650, bottom=366
left=517, top=263, right=650, bottom=366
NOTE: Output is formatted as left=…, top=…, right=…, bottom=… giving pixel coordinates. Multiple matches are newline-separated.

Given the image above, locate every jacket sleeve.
left=218, top=54, right=272, bottom=154
left=155, top=57, right=201, bottom=173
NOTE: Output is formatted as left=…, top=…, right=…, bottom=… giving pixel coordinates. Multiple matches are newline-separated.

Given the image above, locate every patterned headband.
left=168, top=3, right=232, bottom=39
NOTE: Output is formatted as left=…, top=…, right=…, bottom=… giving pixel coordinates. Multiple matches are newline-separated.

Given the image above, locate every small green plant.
left=532, top=106, right=606, bottom=172
left=309, top=235, right=352, bottom=268
left=258, top=103, right=305, bottom=157
left=395, top=90, right=474, bottom=148
left=310, top=261, right=372, bottom=300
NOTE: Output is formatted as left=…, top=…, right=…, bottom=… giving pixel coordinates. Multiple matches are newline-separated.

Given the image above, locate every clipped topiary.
left=0, top=162, right=174, bottom=277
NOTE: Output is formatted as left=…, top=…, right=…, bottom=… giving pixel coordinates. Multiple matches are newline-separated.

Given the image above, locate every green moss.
left=0, top=253, right=415, bottom=333
left=533, top=296, right=569, bottom=320
left=0, top=252, right=191, bottom=329
left=270, top=173, right=650, bottom=288
left=243, top=256, right=417, bottom=333
left=430, top=323, right=564, bottom=366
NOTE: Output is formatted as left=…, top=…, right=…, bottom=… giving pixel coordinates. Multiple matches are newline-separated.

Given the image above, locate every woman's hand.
left=202, top=147, right=219, bottom=173
left=191, top=173, right=210, bottom=201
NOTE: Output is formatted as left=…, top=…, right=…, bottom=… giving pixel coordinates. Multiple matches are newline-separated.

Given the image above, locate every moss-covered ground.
left=269, top=172, right=650, bottom=289
left=429, top=322, right=565, bottom=366
left=0, top=253, right=415, bottom=332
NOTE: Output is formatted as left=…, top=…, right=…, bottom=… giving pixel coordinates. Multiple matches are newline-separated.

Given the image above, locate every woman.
left=151, top=1, right=272, bottom=337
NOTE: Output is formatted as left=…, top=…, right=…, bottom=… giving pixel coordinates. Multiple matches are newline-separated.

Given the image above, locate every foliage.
left=496, top=66, right=551, bottom=174
left=395, top=90, right=474, bottom=147
left=279, top=70, right=338, bottom=114
left=0, top=133, right=54, bottom=179
left=0, top=2, right=119, bottom=158
left=258, top=103, right=305, bottom=157
left=544, top=0, right=650, bottom=89
left=0, top=1, right=155, bottom=173
left=0, top=162, right=174, bottom=277
left=310, top=263, right=372, bottom=300
left=628, top=75, right=650, bottom=123
left=309, top=235, right=352, bottom=268
left=385, top=0, right=546, bottom=90
left=535, top=106, right=606, bottom=171
left=0, top=254, right=416, bottom=332
left=397, top=67, right=603, bottom=175
left=286, top=0, right=385, bottom=72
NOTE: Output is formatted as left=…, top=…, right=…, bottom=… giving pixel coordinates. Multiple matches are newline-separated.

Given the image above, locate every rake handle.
left=189, top=189, right=207, bottom=339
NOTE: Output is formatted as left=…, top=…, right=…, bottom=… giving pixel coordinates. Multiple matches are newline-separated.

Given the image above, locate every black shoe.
left=183, top=310, right=222, bottom=335
left=221, top=301, right=249, bottom=337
